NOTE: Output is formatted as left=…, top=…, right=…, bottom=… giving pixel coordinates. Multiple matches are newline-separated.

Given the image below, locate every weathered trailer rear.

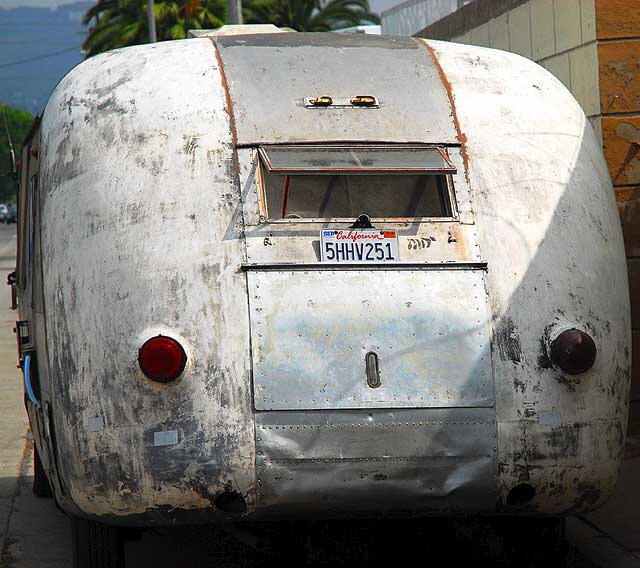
left=16, top=30, right=629, bottom=546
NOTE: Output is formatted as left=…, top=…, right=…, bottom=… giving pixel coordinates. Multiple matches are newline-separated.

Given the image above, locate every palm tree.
left=82, top=0, right=379, bottom=58
left=156, top=0, right=225, bottom=39
left=82, top=0, right=225, bottom=57
left=243, top=0, right=380, bottom=32
left=82, top=0, right=147, bottom=57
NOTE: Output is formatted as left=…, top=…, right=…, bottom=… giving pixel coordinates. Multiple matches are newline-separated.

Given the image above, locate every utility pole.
left=227, top=0, right=243, bottom=24
left=147, top=0, right=157, bottom=42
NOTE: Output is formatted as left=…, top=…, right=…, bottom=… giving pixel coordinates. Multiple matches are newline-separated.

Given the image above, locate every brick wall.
left=598, top=0, right=640, bottom=400
left=416, top=0, right=640, bottom=399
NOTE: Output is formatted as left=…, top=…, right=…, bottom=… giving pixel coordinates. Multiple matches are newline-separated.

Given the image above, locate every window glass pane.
left=263, top=171, right=452, bottom=219
left=260, top=146, right=455, bottom=172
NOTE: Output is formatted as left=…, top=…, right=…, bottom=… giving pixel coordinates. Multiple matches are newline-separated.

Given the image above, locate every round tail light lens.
left=550, top=329, right=596, bottom=375
left=138, top=336, right=187, bottom=382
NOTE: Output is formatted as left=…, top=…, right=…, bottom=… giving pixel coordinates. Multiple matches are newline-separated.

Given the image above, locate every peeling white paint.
left=38, top=38, right=256, bottom=517
left=22, top=34, right=630, bottom=522
left=426, top=39, right=631, bottom=512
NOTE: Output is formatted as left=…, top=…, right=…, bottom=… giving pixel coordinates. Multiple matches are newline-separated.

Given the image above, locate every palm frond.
left=243, top=0, right=379, bottom=31
left=82, top=0, right=225, bottom=57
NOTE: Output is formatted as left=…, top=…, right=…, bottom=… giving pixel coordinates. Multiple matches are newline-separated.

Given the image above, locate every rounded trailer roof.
left=212, top=32, right=458, bottom=145
left=42, top=32, right=588, bottom=166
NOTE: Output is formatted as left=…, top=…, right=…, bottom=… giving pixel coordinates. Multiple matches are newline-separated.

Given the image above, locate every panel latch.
left=365, top=351, right=381, bottom=388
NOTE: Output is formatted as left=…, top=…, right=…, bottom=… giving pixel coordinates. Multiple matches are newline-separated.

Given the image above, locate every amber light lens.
left=138, top=336, right=187, bottom=382
left=550, top=329, right=596, bottom=375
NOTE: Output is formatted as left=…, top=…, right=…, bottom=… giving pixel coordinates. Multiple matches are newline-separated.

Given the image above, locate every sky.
left=0, top=0, right=402, bottom=113
left=3, top=0, right=401, bottom=13
left=0, top=0, right=77, bottom=7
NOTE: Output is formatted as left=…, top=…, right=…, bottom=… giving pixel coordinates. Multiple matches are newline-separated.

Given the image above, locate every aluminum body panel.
left=255, top=408, right=497, bottom=515
left=243, top=221, right=483, bottom=265
left=248, top=268, right=493, bottom=410
left=235, top=146, right=481, bottom=270
left=37, top=38, right=257, bottom=518
left=425, top=39, right=631, bottom=513
left=214, top=33, right=458, bottom=145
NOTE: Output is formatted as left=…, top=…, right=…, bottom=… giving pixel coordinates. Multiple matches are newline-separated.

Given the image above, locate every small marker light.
left=308, top=96, right=333, bottom=107
left=138, top=335, right=187, bottom=382
left=550, top=329, right=596, bottom=375
left=350, top=95, right=377, bottom=106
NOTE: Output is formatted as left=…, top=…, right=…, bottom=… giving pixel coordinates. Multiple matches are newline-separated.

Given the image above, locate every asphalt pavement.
left=0, top=221, right=638, bottom=567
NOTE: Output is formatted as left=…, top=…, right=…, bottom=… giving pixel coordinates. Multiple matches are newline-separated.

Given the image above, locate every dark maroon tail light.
left=550, top=329, right=596, bottom=375
left=138, top=336, right=187, bottom=382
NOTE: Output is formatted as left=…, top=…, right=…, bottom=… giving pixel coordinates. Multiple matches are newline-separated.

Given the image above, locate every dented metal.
left=13, top=31, right=630, bottom=528
left=255, top=407, right=497, bottom=516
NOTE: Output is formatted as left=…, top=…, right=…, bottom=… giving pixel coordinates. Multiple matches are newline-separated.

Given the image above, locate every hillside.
left=0, top=1, right=90, bottom=114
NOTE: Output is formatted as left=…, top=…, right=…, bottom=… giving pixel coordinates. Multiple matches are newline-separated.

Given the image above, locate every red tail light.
left=550, top=329, right=596, bottom=375
left=138, top=336, right=187, bottom=382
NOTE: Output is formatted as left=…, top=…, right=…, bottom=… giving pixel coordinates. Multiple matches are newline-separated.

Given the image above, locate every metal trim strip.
left=258, top=144, right=457, bottom=174
left=241, top=261, right=488, bottom=271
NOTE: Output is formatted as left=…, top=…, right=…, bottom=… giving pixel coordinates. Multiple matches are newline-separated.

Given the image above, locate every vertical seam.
left=209, top=38, right=258, bottom=512
left=417, top=38, right=471, bottom=187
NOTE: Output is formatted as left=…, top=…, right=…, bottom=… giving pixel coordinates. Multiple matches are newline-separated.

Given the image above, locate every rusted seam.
left=418, top=39, right=471, bottom=187
left=210, top=37, right=247, bottom=247
left=210, top=40, right=256, bottom=511
left=210, top=38, right=239, bottom=165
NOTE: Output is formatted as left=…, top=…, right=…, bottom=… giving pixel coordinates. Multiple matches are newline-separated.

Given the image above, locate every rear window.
left=258, top=145, right=456, bottom=220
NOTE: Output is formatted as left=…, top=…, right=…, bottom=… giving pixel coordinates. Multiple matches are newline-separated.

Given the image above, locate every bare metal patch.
left=538, top=411, right=561, bottom=427
left=87, top=416, right=105, bottom=432
left=154, top=430, right=179, bottom=447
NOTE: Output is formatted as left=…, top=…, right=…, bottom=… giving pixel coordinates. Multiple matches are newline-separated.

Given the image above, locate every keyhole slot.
left=365, top=352, right=381, bottom=388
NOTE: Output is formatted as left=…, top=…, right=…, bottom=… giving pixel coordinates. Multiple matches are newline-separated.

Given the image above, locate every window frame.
left=256, top=145, right=459, bottom=224
left=258, top=144, right=457, bottom=175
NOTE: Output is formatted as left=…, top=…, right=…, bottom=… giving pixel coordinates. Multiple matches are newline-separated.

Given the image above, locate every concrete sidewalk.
left=0, top=225, right=72, bottom=568
left=566, top=401, right=640, bottom=567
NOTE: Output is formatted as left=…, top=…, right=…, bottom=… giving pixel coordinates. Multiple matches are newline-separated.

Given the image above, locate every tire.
left=33, top=445, right=53, bottom=497
left=71, top=516, right=125, bottom=568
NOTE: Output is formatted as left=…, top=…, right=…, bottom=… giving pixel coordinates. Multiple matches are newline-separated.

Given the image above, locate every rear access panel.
left=247, top=268, right=493, bottom=410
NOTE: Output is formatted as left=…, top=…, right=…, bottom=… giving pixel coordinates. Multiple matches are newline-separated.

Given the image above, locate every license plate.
left=320, top=229, right=400, bottom=263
